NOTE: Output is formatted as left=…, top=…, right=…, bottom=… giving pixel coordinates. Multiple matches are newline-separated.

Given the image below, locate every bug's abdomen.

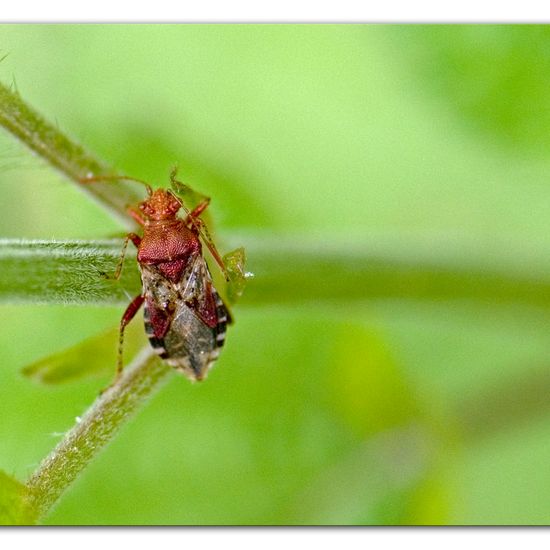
left=213, top=291, right=229, bottom=350
left=143, top=304, right=170, bottom=360
left=143, top=292, right=228, bottom=381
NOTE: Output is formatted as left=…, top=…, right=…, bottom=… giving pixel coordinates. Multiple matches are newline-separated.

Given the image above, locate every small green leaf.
left=223, top=247, right=250, bottom=304
left=0, top=470, right=35, bottom=525
left=170, top=168, right=210, bottom=212
left=21, top=321, right=146, bottom=384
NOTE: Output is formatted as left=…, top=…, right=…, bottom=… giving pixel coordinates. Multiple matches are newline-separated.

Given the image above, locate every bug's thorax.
left=135, top=191, right=199, bottom=284
left=138, top=220, right=201, bottom=282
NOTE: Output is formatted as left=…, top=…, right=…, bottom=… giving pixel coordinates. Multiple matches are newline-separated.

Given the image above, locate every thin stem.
left=0, top=239, right=140, bottom=305
left=226, top=232, right=550, bottom=309
left=0, top=81, right=180, bottom=524
left=0, top=81, right=142, bottom=227
left=4, top=235, right=550, bottom=309
left=25, top=349, right=171, bottom=522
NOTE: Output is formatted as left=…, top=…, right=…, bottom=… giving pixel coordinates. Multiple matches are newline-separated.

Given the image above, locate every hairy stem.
left=3, top=235, right=550, bottom=309
left=25, top=349, right=171, bottom=522
left=0, top=239, right=140, bottom=305
left=0, top=80, right=172, bottom=524
left=0, top=81, right=141, bottom=227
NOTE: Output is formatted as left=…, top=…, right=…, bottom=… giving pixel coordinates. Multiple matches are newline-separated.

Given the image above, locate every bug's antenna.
left=80, top=174, right=153, bottom=196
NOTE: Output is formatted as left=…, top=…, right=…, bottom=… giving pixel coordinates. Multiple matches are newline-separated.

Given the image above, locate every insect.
left=82, top=169, right=246, bottom=382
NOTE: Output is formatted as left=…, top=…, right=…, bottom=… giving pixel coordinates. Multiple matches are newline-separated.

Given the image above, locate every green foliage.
left=0, top=470, right=34, bottom=525
left=22, top=327, right=119, bottom=383
left=21, top=322, right=145, bottom=384
left=169, top=167, right=210, bottom=213
left=25, top=351, right=170, bottom=521
left=223, top=247, right=249, bottom=304
left=391, top=25, right=550, bottom=153
left=0, top=81, right=143, bottom=227
left=1, top=24, right=550, bottom=526
left=326, top=325, right=420, bottom=438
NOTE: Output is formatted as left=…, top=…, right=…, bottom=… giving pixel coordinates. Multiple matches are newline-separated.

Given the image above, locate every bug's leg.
left=116, top=294, right=145, bottom=378
left=169, top=168, right=228, bottom=279
left=105, top=232, right=141, bottom=281
left=184, top=198, right=211, bottom=222
left=187, top=215, right=228, bottom=280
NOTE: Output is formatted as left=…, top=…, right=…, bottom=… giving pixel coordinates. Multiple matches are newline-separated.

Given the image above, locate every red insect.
left=83, top=170, right=242, bottom=382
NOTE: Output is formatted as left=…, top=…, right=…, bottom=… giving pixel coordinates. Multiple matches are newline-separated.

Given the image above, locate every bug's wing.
left=141, top=257, right=228, bottom=381
left=160, top=300, right=221, bottom=380
left=141, top=264, right=178, bottom=340
left=179, top=254, right=219, bottom=328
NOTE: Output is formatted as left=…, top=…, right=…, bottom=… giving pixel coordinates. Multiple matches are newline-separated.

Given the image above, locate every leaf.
left=223, top=247, right=250, bottom=304
left=21, top=321, right=146, bottom=384
left=169, top=167, right=210, bottom=213
left=0, top=470, right=35, bottom=525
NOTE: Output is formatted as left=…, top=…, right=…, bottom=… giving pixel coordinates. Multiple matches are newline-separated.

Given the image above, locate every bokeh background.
left=1, top=24, right=550, bottom=525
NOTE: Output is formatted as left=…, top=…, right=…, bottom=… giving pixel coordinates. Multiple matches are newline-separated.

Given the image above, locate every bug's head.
left=139, top=188, right=182, bottom=221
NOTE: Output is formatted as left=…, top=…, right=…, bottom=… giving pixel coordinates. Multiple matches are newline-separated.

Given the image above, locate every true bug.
left=82, top=169, right=246, bottom=382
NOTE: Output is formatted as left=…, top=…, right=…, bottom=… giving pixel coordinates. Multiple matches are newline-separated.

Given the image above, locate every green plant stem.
left=0, top=81, right=142, bottom=227
left=0, top=82, right=200, bottom=524
left=3, top=235, right=550, bottom=309
left=0, top=239, right=140, bottom=305
left=25, top=349, right=171, bottom=522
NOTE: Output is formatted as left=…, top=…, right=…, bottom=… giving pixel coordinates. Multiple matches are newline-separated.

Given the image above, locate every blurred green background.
left=1, top=24, right=550, bottom=525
